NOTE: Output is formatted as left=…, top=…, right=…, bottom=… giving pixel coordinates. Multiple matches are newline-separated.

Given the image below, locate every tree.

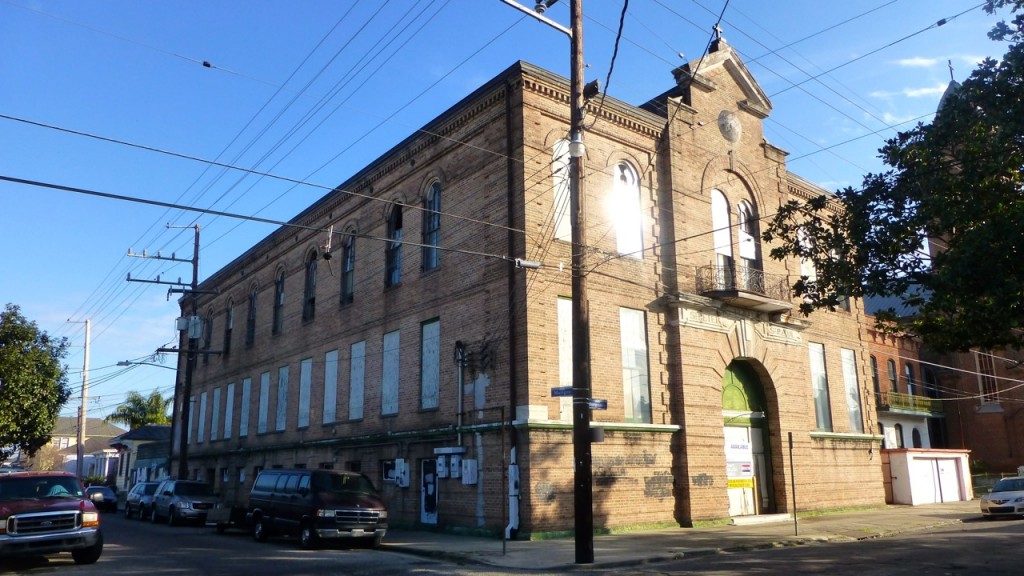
left=104, top=390, right=171, bottom=430
left=0, top=303, right=71, bottom=460
left=764, top=1, right=1024, bottom=352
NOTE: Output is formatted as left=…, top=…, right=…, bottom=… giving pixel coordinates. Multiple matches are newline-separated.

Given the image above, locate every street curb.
left=383, top=517, right=970, bottom=571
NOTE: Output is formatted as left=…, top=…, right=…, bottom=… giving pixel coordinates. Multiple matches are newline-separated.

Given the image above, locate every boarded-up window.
left=224, top=383, right=234, bottom=439
left=620, top=308, right=651, bottom=423
left=299, top=358, right=312, bottom=428
left=421, top=320, right=440, bottom=409
left=809, top=343, right=832, bottom=431
left=258, top=372, right=270, bottom=434
left=841, top=349, right=863, bottom=433
left=349, top=341, right=365, bottom=420
left=276, top=365, right=289, bottom=432
left=323, top=350, right=338, bottom=424
left=211, top=387, right=221, bottom=441
left=382, top=331, right=400, bottom=415
left=197, top=392, right=207, bottom=444
left=240, top=378, right=251, bottom=437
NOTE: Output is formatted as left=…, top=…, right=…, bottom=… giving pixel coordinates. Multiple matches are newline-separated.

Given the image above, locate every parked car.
left=980, top=476, right=1024, bottom=518
left=150, top=479, right=218, bottom=526
left=246, top=469, right=387, bottom=549
left=0, top=471, right=103, bottom=564
left=124, top=480, right=161, bottom=520
left=86, top=485, right=118, bottom=513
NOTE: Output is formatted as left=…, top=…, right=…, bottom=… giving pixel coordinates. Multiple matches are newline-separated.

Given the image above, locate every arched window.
left=303, top=250, right=317, bottom=321
left=385, top=206, right=403, bottom=287
left=613, top=162, right=643, bottom=257
left=923, top=367, right=938, bottom=398
left=552, top=139, right=571, bottom=241
left=904, top=363, right=916, bottom=396
left=798, top=227, right=816, bottom=282
left=736, top=200, right=756, bottom=264
left=245, top=287, right=257, bottom=348
left=912, top=428, right=923, bottom=448
left=870, top=356, right=880, bottom=396
left=887, top=359, right=898, bottom=393
left=893, top=423, right=905, bottom=448
left=711, top=190, right=733, bottom=289
left=878, top=423, right=886, bottom=448
left=340, top=234, right=355, bottom=305
left=223, top=300, right=233, bottom=357
left=202, top=309, right=214, bottom=364
left=422, top=182, right=441, bottom=271
left=272, top=270, right=285, bottom=335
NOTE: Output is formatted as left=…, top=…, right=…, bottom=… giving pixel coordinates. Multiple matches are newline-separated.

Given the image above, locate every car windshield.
left=313, top=473, right=378, bottom=496
left=0, top=476, right=84, bottom=501
left=143, top=483, right=159, bottom=495
left=175, top=482, right=213, bottom=497
left=992, top=478, right=1024, bottom=493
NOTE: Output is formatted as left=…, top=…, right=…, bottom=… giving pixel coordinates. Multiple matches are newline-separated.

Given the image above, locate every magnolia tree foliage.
left=764, top=1, right=1024, bottom=352
left=0, top=304, right=71, bottom=460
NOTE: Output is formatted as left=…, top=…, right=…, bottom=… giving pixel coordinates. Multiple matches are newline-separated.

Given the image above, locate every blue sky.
left=0, top=0, right=1006, bottom=422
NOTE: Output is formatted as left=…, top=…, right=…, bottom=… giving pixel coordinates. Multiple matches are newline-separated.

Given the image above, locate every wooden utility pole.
left=129, top=225, right=216, bottom=479
left=567, top=0, right=593, bottom=564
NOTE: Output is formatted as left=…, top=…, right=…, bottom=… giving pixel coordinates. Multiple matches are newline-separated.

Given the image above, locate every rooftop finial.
left=948, top=59, right=955, bottom=82
left=710, top=23, right=727, bottom=52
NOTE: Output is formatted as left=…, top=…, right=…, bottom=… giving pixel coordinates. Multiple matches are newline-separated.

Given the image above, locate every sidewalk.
left=383, top=499, right=980, bottom=570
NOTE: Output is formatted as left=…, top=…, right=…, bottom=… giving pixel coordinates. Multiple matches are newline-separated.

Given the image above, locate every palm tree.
left=105, top=390, right=171, bottom=430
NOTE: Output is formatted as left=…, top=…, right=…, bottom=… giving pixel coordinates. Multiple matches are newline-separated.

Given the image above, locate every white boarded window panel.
left=197, top=392, right=207, bottom=443
left=841, top=349, right=864, bottom=433
left=240, top=378, right=251, bottom=437
left=421, top=320, right=440, bottom=409
left=224, top=383, right=234, bottom=439
left=382, top=331, right=400, bottom=415
left=323, top=350, right=338, bottom=424
left=258, top=371, right=270, bottom=434
left=349, top=341, right=365, bottom=420
left=809, top=343, right=832, bottom=431
left=299, top=358, right=312, bottom=428
left=276, top=365, right=289, bottom=431
left=210, top=387, right=220, bottom=441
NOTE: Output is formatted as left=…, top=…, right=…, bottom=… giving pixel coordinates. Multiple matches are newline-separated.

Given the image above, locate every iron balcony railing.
left=876, top=391, right=945, bottom=415
left=695, top=264, right=791, bottom=303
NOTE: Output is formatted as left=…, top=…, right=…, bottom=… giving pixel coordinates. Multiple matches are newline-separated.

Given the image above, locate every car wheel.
left=216, top=522, right=228, bottom=534
left=71, top=532, right=103, bottom=565
left=150, top=506, right=159, bottom=523
left=124, top=504, right=133, bottom=520
left=253, top=518, right=268, bottom=542
left=168, top=506, right=178, bottom=527
left=299, top=524, right=318, bottom=549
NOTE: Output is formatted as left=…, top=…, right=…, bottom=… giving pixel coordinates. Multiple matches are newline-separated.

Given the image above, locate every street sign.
left=551, top=386, right=574, bottom=397
left=588, top=399, right=608, bottom=410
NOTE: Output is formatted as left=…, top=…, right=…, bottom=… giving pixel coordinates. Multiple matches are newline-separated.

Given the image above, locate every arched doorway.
left=722, top=360, right=775, bottom=516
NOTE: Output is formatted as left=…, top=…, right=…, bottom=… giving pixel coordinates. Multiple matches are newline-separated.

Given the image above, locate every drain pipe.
left=455, top=341, right=466, bottom=446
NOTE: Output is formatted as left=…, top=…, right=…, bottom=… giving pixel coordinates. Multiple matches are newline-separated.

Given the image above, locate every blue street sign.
left=551, top=386, right=574, bottom=397
left=588, top=399, right=608, bottom=410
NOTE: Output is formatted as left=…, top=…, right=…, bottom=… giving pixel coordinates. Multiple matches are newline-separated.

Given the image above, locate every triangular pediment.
left=671, top=43, right=772, bottom=119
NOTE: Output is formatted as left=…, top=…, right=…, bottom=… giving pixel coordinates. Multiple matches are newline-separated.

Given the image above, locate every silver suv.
left=149, top=479, right=217, bottom=526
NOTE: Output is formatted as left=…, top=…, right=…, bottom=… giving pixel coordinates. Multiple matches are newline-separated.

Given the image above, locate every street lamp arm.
left=117, top=360, right=177, bottom=371
left=498, top=0, right=572, bottom=37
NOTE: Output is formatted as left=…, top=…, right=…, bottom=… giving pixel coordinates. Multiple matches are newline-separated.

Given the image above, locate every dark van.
left=246, top=469, right=387, bottom=548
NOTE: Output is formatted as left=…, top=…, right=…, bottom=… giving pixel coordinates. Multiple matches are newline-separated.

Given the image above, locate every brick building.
left=176, top=39, right=884, bottom=535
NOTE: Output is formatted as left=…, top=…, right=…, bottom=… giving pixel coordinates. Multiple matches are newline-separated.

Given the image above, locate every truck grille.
left=333, top=509, right=381, bottom=524
left=9, top=511, right=81, bottom=535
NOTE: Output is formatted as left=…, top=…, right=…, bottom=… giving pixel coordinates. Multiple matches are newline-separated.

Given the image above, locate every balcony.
left=876, top=391, right=945, bottom=416
left=694, top=264, right=792, bottom=313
